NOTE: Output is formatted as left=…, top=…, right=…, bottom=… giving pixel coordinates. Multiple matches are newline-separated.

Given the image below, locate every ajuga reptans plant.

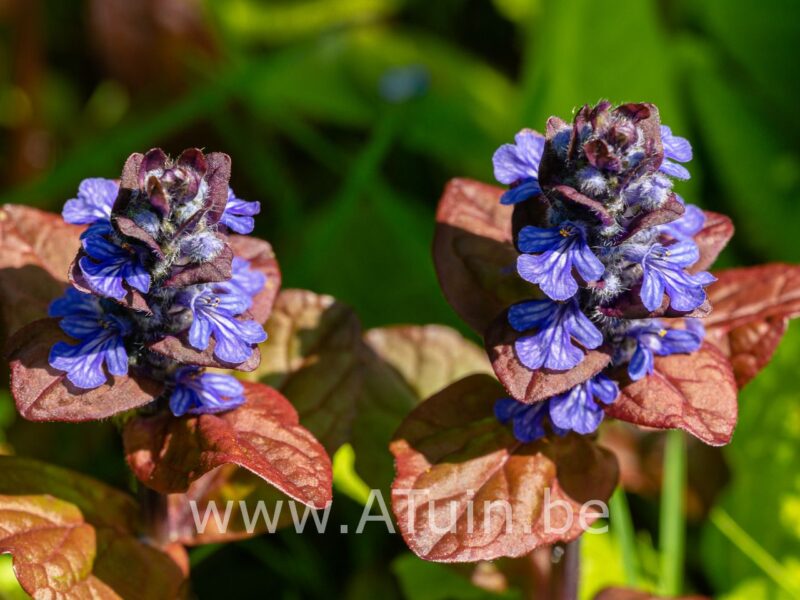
left=491, top=102, right=713, bottom=439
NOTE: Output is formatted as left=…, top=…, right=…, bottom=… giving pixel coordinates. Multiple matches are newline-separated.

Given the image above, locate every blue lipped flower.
left=169, top=366, right=246, bottom=416
left=516, top=221, right=604, bottom=300
left=79, top=233, right=151, bottom=300
left=185, top=285, right=267, bottom=364
left=221, top=188, right=261, bottom=234
left=495, top=397, right=563, bottom=443
left=628, top=241, right=716, bottom=312
left=48, top=288, right=131, bottom=389
left=220, top=257, right=267, bottom=309
left=658, top=204, right=705, bottom=240
left=626, top=319, right=704, bottom=381
left=492, top=130, right=545, bottom=205
left=659, top=125, right=692, bottom=180
left=509, top=298, right=603, bottom=371
left=548, top=374, right=619, bottom=435
left=62, top=178, right=119, bottom=225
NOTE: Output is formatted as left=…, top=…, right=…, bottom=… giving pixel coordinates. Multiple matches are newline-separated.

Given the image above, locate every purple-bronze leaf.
left=113, top=152, right=145, bottom=213
left=352, top=325, right=493, bottom=493
left=549, top=185, right=615, bottom=226
left=7, top=319, right=162, bottom=422
left=691, top=210, right=734, bottom=273
left=123, top=381, right=332, bottom=508
left=0, top=204, right=83, bottom=342
left=228, top=234, right=282, bottom=324
left=0, top=494, right=188, bottom=600
left=599, top=285, right=711, bottom=320
left=163, top=466, right=294, bottom=545
left=148, top=333, right=261, bottom=371
left=390, top=374, right=618, bottom=562
left=163, top=238, right=233, bottom=287
left=605, top=343, right=738, bottom=446
left=703, top=264, right=800, bottom=386
left=203, top=152, right=232, bottom=225
left=619, top=195, right=684, bottom=242
left=113, top=215, right=164, bottom=258
left=484, top=311, right=612, bottom=403
left=245, top=289, right=363, bottom=453
left=433, top=178, right=534, bottom=334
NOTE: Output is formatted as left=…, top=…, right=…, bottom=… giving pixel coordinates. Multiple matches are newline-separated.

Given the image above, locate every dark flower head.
left=46, top=149, right=270, bottom=416
left=492, top=101, right=717, bottom=442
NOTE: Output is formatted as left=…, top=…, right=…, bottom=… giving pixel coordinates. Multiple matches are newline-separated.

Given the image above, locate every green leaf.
left=392, top=553, right=522, bottom=600
left=702, top=323, right=800, bottom=595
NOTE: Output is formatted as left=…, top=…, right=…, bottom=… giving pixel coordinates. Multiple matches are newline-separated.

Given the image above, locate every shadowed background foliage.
left=0, top=0, right=799, bottom=598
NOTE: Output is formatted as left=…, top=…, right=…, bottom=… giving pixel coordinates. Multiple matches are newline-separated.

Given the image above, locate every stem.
left=550, top=540, right=580, bottom=600
left=610, top=487, right=640, bottom=586
left=139, top=485, right=171, bottom=546
left=711, top=508, right=800, bottom=598
left=658, top=430, right=686, bottom=596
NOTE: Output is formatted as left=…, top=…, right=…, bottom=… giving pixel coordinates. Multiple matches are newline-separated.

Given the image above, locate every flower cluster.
left=48, top=150, right=267, bottom=416
left=493, top=102, right=712, bottom=441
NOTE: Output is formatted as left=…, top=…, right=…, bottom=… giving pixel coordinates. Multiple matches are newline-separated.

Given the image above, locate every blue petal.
left=500, top=179, right=541, bottom=205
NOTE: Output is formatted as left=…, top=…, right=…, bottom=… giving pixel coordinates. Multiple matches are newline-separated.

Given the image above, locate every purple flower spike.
left=658, top=203, right=705, bottom=240
left=509, top=298, right=603, bottom=371
left=186, top=285, right=267, bottom=364
left=62, top=178, right=119, bottom=225
left=79, top=235, right=151, bottom=300
left=221, top=188, right=261, bottom=234
left=516, top=221, right=604, bottom=300
left=169, top=366, right=246, bottom=417
left=627, top=319, right=704, bottom=381
left=548, top=374, right=619, bottom=435
left=48, top=288, right=130, bottom=389
left=630, top=241, right=716, bottom=312
left=659, top=125, right=692, bottom=180
left=493, top=130, right=545, bottom=205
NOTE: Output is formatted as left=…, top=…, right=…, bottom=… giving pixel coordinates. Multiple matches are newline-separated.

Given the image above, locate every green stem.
left=610, top=487, right=640, bottom=586
left=658, top=429, right=686, bottom=596
left=711, top=508, right=800, bottom=599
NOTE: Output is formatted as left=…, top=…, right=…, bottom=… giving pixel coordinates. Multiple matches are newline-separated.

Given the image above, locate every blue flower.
left=659, top=125, right=692, bottom=180
left=627, top=241, right=715, bottom=312
left=495, top=397, right=564, bottom=443
left=658, top=204, right=705, bottom=240
left=221, top=188, right=261, bottom=234
left=493, top=130, right=545, bottom=205
left=516, top=221, right=604, bottom=300
left=169, top=366, right=246, bottom=416
left=79, top=234, right=151, bottom=300
left=220, top=257, right=266, bottom=309
left=626, top=319, right=704, bottom=381
left=48, top=288, right=131, bottom=389
left=548, top=374, right=619, bottom=435
left=185, top=285, right=267, bottom=364
left=62, top=178, right=119, bottom=225
left=509, top=298, right=603, bottom=371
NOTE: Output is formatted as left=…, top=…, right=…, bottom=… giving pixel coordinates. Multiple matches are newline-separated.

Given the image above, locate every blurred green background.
left=1, top=0, right=799, bottom=598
